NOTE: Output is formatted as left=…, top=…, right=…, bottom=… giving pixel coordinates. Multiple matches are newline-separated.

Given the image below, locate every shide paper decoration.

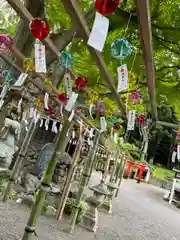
left=111, top=38, right=132, bottom=60
left=88, top=12, right=109, bottom=52
left=29, top=18, right=50, bottom=40
left=95, top=0, right=120, bottom=15
left=59, top=51, right=74, bottom=69
left=0, top=34, right=12, bottom=55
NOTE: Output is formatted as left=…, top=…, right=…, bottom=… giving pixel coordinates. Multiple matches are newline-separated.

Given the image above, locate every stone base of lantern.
left=100, top=181, right=118, bottom=214
left=100, top=195, right=113, bottom=214
left=80, top=196, right=99, bottom=232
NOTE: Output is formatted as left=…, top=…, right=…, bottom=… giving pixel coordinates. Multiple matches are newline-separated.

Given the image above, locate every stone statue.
left=0, top=106, right=21, bottom=168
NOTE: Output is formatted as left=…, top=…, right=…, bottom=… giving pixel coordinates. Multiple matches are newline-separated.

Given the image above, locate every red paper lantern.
left=58, top=93, right=68, bottom=104
left=95, top=0, right=120, bottom=15
left=44, top=106, right=54, bottom=115
left=29, top=18, right=49, bottom=40
left=138, top=114, right=145, bottom=125
left=113, top=122, right=121, bottom=131
left=75, top=76, right=87, bottom=89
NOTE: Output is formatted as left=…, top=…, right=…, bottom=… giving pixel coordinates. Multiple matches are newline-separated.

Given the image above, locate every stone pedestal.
left=80, top=182, right=109, bottom=232
left=101, top=181, right=118, bottom=214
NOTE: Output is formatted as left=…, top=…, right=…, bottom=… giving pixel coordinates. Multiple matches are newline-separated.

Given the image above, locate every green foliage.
left=64, top=198, right=85, bottom=223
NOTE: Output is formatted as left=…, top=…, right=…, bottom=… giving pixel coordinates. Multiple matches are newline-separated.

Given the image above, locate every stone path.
left=0, top=179, right=180, bottom=240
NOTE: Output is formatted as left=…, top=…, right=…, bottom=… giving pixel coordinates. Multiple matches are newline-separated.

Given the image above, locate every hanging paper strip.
left=114, top=132, right=118, bottom=144
left=45, top=118, right=49, bottom=130
left=177, top=145, right=180, bottom=160
left=64, top=73, right=72, bottom=98
left=13, top=73, right=28, bottom=88
left=172, top=151, right=176, bottom=163
left=65, top=92, right=78, bottom=112
left=0, top=85, right=8, bottom=99
left=117, top=64, right=128, bottom=92
left=87, top=12, right=109, bottom=52
left=29, top=107, right=34, bottom=118
left=40, top=118, right=43, bottom=127
left=44, top=93, right=49, bottom=109
left=17, top=98, right=23, bottom=113
left=127, top=110, right=136, bottom=130
left=100, top=116, right=107, bottom=131
left=34, top=43, right=47, bottom=73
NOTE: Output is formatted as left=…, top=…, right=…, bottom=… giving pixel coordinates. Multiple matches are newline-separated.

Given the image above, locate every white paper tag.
left=44, top=93, right=49, bottom=109
left=29, top=107, right=34, bottom=118
left=22, top=111, right=27, bottom=121
left=177, top=145, right=180, bottom=160
left=100, top=116, right=107, bottom=131
left=172, top=151, right=176, bottom=163
left=127, top=110, right=136, bottom=130
left=89, top=128, right=94, bottom=138
left=17, top=98, right=23, bottom=113
left=87, top=12, right=109, bottom=52
left=14, top=73, right=28, bottom=87
left=68, top=109, right=75, bottom=122
left=120, top=137, right=124, bottom=145
left=52, top=121, right=57, bottom=133
left=34, top=43, right=47, bottom=73
left=34, top=112, right=40, bottom=124
left=0, top=99, right=4, bottom=109
left=114, top=133, right=118, bottom=144
left=45, top=118, right=49, bottom=130
left=72, top=130, right=75, bottom=139
left=40, top=118, right=43, bottom=127
left=0, top=85, right=8, bottom=99
left=65, top=92, right=78, bottom=112
left=64, top=73, right=72, bottom=98
left=117, top=64, right=128, bottom=92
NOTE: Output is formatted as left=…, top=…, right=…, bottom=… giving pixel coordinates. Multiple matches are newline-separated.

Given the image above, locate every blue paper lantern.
left=111, top=38, right=132, bottom=60
left=2, top=70, right=13, bottom=83
left=59, top=51, right=74, bottom=69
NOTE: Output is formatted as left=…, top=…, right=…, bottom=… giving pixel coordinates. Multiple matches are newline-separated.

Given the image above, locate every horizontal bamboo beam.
left=135, top=0, right=158, bottom=122
left=156, top=121, right=180, bottom=129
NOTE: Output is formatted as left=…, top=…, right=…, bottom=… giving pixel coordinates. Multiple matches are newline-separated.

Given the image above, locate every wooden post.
left=102, top=153, right=111, bottom=182
left=56, top=134, right=84, bottom=220
left=69, top=131, right=100, bottom=232
left=21, top=117, right=72, bottom=240
left=115, top=157, right=126, bottom=198
left=2, top=118, right=36, bottom=202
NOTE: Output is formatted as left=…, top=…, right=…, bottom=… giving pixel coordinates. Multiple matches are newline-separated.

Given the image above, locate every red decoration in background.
left=113, top=122, right=121, bottom=131
left=95, top=0, right=120, bottom=15
left=128, top=91, right=141, bottom=104
left=0, top=34, right=12, bottom=54
left=29, top=18, right=49, bottom=40
left=58, top=93, right=68, bottom=104
left=138, top=114, right=145, bottom=125
left=75, top=76, right=87, bottom=89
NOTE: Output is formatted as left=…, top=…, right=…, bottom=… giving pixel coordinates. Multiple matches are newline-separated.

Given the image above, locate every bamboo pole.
left=21, top=116, right=72, bottom=240
left=115, top=157, right=126, bottom=198
left=2, top=118, right=36, bottom=202
left=56, top=134, right=84, bottom=220
left=69, top=131, right=100, bottom=232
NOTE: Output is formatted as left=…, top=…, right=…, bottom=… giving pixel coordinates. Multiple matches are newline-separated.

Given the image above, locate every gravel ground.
left=0, top=177, right=180, bottom=240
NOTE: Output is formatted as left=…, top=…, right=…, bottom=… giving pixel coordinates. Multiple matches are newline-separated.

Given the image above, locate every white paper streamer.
left=127, top=110, right=136, bottom=131
left=0, top=85, right=8, bottom=99
left=45, top=118, right=49, bottom=131
left=13, top=73, right=28, bottom=87
left=40, top=118, right=43, bottom=127
left=64, top=73, right=72, bottom=98
left=65, top=92, right=78, bottom=112
left=17, top=98, right=23, bottom=113
left=52, top=121, right=57, bottom=133
left=34, top=111, right=40, bottom=124
left=29, top=107, right=34, bottom=118
left=89, top=128, right=94, bottom=138
left=88, top=12, right=109, bottom=52
left=60, top=104, right=64, bottom=118
left=34, top=43, right=47, bottom=73
left=89, top=104, right=94, bottom=120
left=44, top=93, right=49, bottom=109
left=72, top=130, right=75, bottom=139
left=68, top=109, right=75, bottom=122
left=177, top=145, right=180, bottom=160
left=114, top=133, right=118, bottom=144
left=117, top=64, right=128, bottom=92
left=100, top=116, right=107, bottom=131
left=172, top=151, right=176, bottom=163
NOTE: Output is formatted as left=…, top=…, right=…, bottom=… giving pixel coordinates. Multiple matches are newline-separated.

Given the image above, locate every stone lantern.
left=80, top=180, right=110, bottom=232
